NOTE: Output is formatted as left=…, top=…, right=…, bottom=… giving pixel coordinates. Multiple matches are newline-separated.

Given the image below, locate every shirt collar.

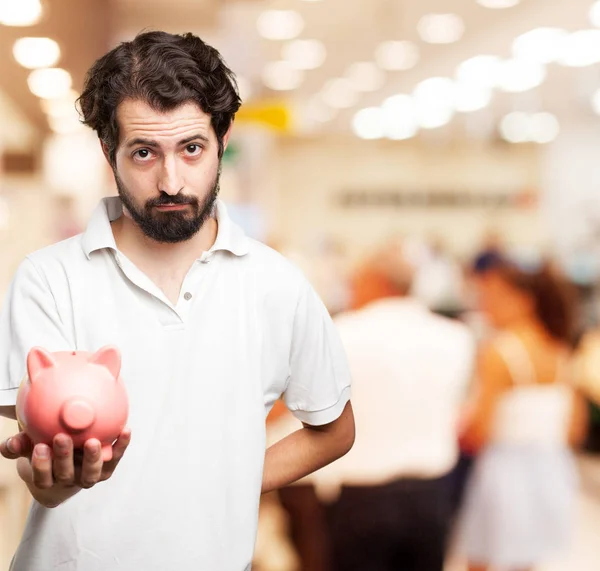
left=81, top=196, right=250, bottom=260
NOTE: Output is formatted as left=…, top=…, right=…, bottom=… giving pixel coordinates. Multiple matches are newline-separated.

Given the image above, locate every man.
left=0, top=31, right=354, bottom=571
left=318, top=242, right=475, bottom=571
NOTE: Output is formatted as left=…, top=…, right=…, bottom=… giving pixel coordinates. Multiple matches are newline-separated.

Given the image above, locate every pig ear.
left=27, top=347, right=57, bottom=382
left=88, top=346, right=121, bottom=379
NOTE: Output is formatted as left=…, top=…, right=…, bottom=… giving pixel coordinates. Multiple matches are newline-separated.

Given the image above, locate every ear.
left=100, top=139, right=116, bottom=169
left=89, top=346, right=121, bottom=379
left=221, top=123, right=234, bottom=153
left=27, top=347, right=57, bottom=382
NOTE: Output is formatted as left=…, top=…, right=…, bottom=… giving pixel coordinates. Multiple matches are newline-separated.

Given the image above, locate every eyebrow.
left=125, top=133, right=210, bottom=149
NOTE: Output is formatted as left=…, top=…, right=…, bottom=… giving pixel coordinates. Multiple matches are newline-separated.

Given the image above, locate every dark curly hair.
left=78, top=30, right=242, bottom=165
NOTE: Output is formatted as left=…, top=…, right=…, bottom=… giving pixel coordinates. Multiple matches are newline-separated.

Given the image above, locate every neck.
left=111, top=212, right=218, bottom=271
left=507, top=316, right=550, bottom=340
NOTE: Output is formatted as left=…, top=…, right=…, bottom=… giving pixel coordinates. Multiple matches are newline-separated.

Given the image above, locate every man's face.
left=111, top=99, right=228, bottom=243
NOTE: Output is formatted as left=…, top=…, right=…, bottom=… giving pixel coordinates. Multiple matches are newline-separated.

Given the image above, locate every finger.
left=52, top=434, right=75, bottom=486
left=31, top=444, right=54, bottom=489
left=101, top=429, right=131, bottom=480
left=79, top=439, right=103, bottom=489
left=0, top=433, right=33, bottom=460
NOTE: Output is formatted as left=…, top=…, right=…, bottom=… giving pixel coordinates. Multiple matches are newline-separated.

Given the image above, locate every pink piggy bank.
left=16, top=346, right=129, bottom=462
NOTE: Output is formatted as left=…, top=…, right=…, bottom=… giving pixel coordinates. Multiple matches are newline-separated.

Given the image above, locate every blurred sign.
left=235, top=100, right=291, bottom=132
left=338, top=189, right=537, bottom=209
left=1, top=151, right=37, bottom=174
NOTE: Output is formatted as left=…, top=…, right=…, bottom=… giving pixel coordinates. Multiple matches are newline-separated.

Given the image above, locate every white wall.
left=540, top=117, right=600, bottom=262
left=266, top=136, right=545, bottom=264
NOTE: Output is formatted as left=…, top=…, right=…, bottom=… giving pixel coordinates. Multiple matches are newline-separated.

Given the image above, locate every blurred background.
left=1, top=0, right=600, bottom=569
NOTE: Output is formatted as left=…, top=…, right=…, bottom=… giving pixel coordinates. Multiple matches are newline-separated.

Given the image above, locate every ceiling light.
left=27, top=68, right=72, bottom=100
left=345, top=62, right=385, bottom=92
left=477, top=0, right=520, bottom=8
left=375, top=41, right=419, bottom=71
left=456, top=55, right=502, bottom=89
left=381, top=95, right=419, bottom=140
left=13, top=37, right=60, bottom=70
left=417, top=107, right=455, bottom=129
left=590, top=1, right=600, bottom=27
left=235, top=76, right=253, bottom=102
left=496, top=59, right=546, bottom=92
left=557, top=30, right=600, bottom=67
left=48, top=113, right=85, bottom=135
left=512, top=28, right=568, bottom=64
left=39, top=89, right=80, bottom=118
left=591, top=88, right=600, bottom=115
left=320, top=78, right=360, bottom=109
left=499, top=112, right=530, bottom=143
left=257, top=10, right=304, bottom=41
left=413, top=77, right=456, bottom=110
left=500, top=111, right=559, bottom=144
left=281, top=39, right=326, bottom=70
left=352, top=107, right=385, bottom=140
left=529, top=112, right=559, bottom=143
left=0, top=0, right=42, bottom=26
left=261, top=61, right=304, bottom=91
left=454, top=84, right=492, bottom=113
left=418, top=13, right=465, bottom=45
left=412, top=78, right=456, bottom=128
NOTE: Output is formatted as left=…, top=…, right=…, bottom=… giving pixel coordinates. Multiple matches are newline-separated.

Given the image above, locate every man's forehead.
left=117, top=99, right=212, bottom=139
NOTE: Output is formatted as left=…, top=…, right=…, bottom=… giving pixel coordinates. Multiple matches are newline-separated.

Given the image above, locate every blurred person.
left=411, top=236, right=466, bottom=317
left=318, top=241, right=476, bottom=571
left=461, top=235, right=512, bottom=345
left=0, top=31, right=355, bottom=571
left=572, top=328, right=600, bottom=452
left=474, top=229, right=506, bottom=262
left=457, top=253, right=588, bottom=571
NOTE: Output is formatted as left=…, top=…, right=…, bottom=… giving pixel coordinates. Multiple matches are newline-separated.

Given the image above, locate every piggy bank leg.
left=101, top=444, right=113, bottom=463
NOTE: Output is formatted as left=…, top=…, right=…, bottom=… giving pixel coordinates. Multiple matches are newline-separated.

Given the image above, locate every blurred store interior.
left=2, top=0, right=600, bottom=569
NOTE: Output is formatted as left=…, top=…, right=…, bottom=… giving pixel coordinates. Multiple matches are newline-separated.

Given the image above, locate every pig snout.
left=59, top=398, right=96, bottom=432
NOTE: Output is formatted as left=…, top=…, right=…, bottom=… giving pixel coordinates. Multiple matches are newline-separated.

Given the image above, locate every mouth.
left=154, top=204, right=190, bottom=211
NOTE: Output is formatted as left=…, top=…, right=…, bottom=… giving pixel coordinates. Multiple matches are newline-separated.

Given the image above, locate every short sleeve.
left=283, top=279, right=351, bottom=426
left=0, top=258, right=73, bottom=406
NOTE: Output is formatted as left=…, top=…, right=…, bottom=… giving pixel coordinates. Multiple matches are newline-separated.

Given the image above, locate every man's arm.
left=0, top=259, right=134, bottom=508
left=0, top=406, right=16, bottom=420
left=262, top=401, right=354, bottom=494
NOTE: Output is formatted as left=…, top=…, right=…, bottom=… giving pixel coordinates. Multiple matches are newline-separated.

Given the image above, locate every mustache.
left=146, top=193, right=199, bottom=207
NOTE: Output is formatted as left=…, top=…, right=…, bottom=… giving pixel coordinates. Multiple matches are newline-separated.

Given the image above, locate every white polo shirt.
left=0, top=197, right=351, bottom=571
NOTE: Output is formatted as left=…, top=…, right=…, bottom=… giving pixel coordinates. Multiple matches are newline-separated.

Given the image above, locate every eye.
left=133, top=149, right=153, bottom=161
left=185, top=144, right=202, bottom=156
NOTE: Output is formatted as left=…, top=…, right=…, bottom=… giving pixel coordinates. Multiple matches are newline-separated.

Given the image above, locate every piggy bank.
left=16, top=346, right=129, bottom=462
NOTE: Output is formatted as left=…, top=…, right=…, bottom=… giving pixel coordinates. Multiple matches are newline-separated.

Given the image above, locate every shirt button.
left=183, top=292, right=192, bottom=301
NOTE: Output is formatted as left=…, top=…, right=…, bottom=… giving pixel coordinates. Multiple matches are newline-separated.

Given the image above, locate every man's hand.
left=0, top=429, right=131, bottom=508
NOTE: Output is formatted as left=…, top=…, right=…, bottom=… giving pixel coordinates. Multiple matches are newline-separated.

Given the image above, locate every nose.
left=60, top=398, right=96, bottom=432
left=158, top=154, right=184, bottom=196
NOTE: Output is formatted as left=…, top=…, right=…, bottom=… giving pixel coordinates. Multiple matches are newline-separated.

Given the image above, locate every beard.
left=113, top=166, right=221, bottom=244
